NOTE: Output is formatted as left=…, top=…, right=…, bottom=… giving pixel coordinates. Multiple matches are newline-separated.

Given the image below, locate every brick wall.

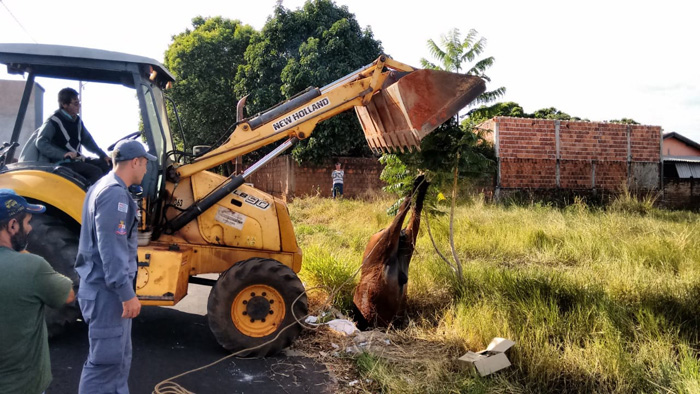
left=499, top=158, right=556, bottom=188
left=498, top=118, right=557, bottom=160
left=481, top=117, right=662, bottom=192
left=597, top=161, right=630, bottom=189
left=246, top=156, right=385, bottom=201
left=560, top=160, right=592, bottom=188
left=246, top=155, right=291, bottom=197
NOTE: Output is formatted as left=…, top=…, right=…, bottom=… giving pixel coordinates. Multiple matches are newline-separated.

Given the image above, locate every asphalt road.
left=47, top=279, right=335, bottom=394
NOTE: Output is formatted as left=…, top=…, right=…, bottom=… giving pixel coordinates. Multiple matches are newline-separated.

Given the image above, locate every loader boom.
left=173, top=55, right=485, bottom=179
left=0, top=44, right=486, bottom=357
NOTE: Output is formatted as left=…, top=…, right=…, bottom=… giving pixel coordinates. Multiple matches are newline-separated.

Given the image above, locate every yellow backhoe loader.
left=0, top=44, right=485, bottom=356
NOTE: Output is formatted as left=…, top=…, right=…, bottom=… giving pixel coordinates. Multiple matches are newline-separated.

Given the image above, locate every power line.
left=0, top=0, right=38, bottom=43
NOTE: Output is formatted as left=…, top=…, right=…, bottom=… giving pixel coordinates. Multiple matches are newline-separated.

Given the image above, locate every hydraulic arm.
left=173, top=55, right=486, bottom=179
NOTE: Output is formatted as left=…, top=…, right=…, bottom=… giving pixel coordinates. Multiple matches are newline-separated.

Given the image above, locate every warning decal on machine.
left=215, top=207, right=246, bottom=230
left=272, top=97, right=331, bottom=131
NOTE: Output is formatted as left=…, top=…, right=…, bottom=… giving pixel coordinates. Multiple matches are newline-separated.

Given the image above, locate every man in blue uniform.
left=75, top=139, right=155, bottom=394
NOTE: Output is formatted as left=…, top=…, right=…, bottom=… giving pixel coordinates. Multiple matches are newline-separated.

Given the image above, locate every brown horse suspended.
left=353, top=175, right=429, bottom=328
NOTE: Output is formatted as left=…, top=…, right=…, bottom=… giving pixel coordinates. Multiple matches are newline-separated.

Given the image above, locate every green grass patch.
left=290, top=194, right=700, bottom=393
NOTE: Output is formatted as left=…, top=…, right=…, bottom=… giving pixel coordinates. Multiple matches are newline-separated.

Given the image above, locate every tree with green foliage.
left=403, top=28, right=503, bottom=187
left=608, top=118, right=639, bottom=124
left=469, top=101, right=640, bottom=125
left=381, top=28, right=505, bottom=284
left=234, top=0, right=382, bottom=163
left=421, top=28, right=505, bottom=105
left=381, top=28, right=503, bottom=200
left=531, top=107, right=582, bottom=121
left=164, top=16, right=254, bottom=151
left=380, top=116, right=496, bottom=285
left=467, top=101, right=526, bottom=123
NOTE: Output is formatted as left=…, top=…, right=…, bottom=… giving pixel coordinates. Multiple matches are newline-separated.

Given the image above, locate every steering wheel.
left=107, top=131, right=142, bottom=151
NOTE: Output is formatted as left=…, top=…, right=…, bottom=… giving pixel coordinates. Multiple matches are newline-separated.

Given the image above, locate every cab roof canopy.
left=0, top=43, right=174, bottom=88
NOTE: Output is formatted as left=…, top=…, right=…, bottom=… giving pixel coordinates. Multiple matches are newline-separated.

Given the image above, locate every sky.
left=1, top=0, right=699, bottom=149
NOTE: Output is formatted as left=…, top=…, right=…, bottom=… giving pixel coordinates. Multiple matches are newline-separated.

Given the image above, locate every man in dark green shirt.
left=0, top=190, right=75, bottom=394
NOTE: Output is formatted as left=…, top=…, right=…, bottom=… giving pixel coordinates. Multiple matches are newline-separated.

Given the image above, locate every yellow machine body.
left=0, top=170, right=85, bottom=222
left=135, top=55, right=482, bottom=307
left=136, top=245, right=192, bottom=306
left=139, top=170, right=302, bottom=306
left=164, top=171, right=302, bottom=265
left=0, top=46, right=486, bottom=354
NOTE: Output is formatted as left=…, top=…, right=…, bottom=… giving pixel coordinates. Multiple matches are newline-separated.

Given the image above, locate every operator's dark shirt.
left=20, top=109, right=107, bottom=163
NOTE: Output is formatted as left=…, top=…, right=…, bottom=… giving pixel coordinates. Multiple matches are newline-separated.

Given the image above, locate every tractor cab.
left=0, top=43, right=177, bottom=228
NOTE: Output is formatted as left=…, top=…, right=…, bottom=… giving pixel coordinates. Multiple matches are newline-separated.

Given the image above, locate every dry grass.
left=291, top=327, right=370, bottom=393
left=289, top=193, right=700, bottom=393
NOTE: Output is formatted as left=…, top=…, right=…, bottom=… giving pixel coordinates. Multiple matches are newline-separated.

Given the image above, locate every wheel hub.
left=232, top=285, right=285, bottom=337
left=246, top=294, right=271, bottom=321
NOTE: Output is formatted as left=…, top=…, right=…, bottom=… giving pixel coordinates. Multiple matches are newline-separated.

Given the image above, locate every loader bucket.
left=355, top=69, right=486, bottom=153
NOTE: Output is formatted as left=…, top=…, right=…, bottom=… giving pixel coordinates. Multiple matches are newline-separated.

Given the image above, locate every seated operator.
left=19, top=87, right=110, bottom=184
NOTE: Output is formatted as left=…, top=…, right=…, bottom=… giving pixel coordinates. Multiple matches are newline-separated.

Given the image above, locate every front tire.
left=207, top=258, right=308, bottom=357
left=27, top=213, right=81, bottom=336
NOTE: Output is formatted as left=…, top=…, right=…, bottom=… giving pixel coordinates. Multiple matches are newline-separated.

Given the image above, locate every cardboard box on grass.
left=458, top=337, right=515, bottom=376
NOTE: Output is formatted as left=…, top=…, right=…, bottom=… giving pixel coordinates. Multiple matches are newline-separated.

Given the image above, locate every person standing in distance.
left=0, top=190, right=75, bottom=394
left=331, top=162, right=344, bottom=199
left=75, top=140, right=155, bottom=394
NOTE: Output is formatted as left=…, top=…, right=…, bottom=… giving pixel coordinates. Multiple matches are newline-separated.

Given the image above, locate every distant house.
left=662, top=132, right=699, bottom=209
left=0, top=79, right=44, bottom=158
left=663, top=132, right=700, bottom=157
left=662, top=132, right=700, bottom=179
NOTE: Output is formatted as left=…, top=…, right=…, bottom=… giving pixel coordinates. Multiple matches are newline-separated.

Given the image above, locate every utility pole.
left=79, top=81, right=84, bottom=118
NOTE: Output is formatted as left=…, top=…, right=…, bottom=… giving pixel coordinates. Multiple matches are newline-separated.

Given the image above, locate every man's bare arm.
left=65, top=288, right=75, bottom=304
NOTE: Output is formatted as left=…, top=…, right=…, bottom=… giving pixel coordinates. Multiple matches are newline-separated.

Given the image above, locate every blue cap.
left=0, top=190, right=45, bottom=221
left=113, top=140, right=157, bottom=162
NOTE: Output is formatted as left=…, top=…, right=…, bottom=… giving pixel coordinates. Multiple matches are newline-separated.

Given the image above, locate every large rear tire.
left=27, top=213, right=81, bottom=336
left=207, top=258, right=308, bottom=357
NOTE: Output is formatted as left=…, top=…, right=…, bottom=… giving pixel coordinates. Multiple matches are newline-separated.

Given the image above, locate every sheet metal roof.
left=674, top=162, right=700, bottom=178
left=664, top=155, right=700, bottom=163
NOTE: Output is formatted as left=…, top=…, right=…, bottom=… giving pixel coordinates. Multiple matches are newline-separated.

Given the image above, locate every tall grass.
left=290, top=193, right=700, bottom=393
left=291, top=195, right=388, bottom=310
